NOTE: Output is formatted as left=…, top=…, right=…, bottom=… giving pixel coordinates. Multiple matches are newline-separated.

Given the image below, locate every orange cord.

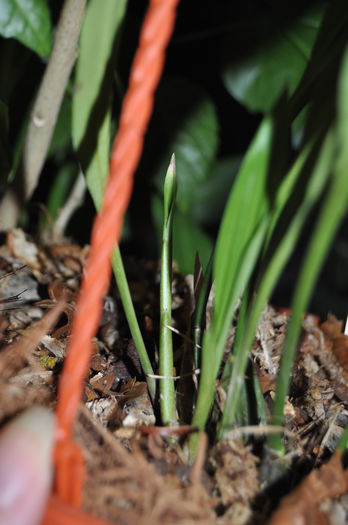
left=49, top=0, right=179, bottom=517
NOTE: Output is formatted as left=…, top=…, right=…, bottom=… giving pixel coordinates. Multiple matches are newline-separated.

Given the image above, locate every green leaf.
left=221, top=4, right=324, bottom=113
left=48, top=94, right=72, bottom=157
left=46, top=163, right=77, bottom=219
left=268, top=46, right=348, bottom=452
left=219, top=131, right=334, bottom=438
left=0, top=0, right=52, bottom=57
left=172, top=212, right=212, bottom=274
left=151, top=77, right=219, bottom=214
left=214, top=118, right=273, bottom=335
left=72, top=0, right=127, bottom=208
left=190, top=118, right=277, bottom=454
left=189, top=156, right=241, bottom=225
left=290, top=0, right=348, bottom=119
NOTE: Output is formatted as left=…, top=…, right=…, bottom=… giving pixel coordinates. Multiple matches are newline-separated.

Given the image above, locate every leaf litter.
left=1, top=229, right=348, bottom=523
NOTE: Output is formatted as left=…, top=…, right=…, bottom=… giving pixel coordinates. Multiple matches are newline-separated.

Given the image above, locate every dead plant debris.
left=1, top=229, right=348, bottom=524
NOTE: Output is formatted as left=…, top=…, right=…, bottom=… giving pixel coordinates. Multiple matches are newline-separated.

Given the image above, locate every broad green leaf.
left=0, top=0, right=52, bottom=57
left=291, top=0, right=348, bottom=118
left=221, top=5, right=324, bottom=113
left=151, top=77, right=219, bottom=214
left=173, top=212, right=213, bottom=274
left=189, top=156, right=241, bottom=225
left=72, top=0, right=127, bottom=208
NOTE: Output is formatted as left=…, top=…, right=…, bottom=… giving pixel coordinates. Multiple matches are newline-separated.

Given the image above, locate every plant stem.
left=159, top=154, right=177, bottom=425
left=192, top=252, right=213, bottom=370
left=111, top=246, right=156, bottom=403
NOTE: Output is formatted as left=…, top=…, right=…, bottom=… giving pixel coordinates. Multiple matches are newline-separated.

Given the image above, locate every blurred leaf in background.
left=0, top=0, right=52, bottom=57
left=221, top=3, right=324, bottom=113
left=72, top=0, right=127, bottom=210
left=151, top=77, right=219, bottom=214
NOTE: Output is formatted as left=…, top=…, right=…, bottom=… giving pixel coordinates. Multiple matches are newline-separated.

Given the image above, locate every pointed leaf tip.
left=170, top=153, right=176, bottom=172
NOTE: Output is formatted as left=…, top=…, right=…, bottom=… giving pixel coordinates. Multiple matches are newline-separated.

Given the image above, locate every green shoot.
left=192, top=252, right=213, bottom=370
left=159, top=154, right=177, bottom=425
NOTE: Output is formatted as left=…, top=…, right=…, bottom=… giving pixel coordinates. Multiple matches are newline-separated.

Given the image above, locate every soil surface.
left=1, top=228, right=348, bottom=525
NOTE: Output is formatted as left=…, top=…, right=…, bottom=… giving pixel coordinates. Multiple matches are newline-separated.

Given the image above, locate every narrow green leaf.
left=190, top=116, right=280, bottom=457
left=191, top=215, right=269, bottom=445
left=219, top=132, right=334, bottom=437
left=192, top=252, right=213, bottom=369
left=0, top=0, right=52, bottom=57
left=214, top=118, right=273, bottom=337
left=268, top=46, right=348, bottom=452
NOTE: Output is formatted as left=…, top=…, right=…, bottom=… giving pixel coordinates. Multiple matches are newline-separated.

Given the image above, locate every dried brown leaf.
left=269, top=452, right=348, bottom=525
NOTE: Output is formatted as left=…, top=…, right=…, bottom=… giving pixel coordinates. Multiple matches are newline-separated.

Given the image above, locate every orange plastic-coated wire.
left=46, top=0, right=179, bottom=520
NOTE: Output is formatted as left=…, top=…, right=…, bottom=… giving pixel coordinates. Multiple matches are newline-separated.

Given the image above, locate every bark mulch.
left=1, top=228, right=348, bottom=525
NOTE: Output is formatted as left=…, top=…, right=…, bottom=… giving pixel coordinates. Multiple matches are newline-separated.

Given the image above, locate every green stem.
left=111, top=246, right=156, bottom=402
left=192, top=251, right=213, bottom=370
left=159, top=155, right=177, bottom=425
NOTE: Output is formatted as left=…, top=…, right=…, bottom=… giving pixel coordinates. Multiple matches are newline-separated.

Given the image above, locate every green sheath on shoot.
left=159, top=154, right=177, bottom=425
